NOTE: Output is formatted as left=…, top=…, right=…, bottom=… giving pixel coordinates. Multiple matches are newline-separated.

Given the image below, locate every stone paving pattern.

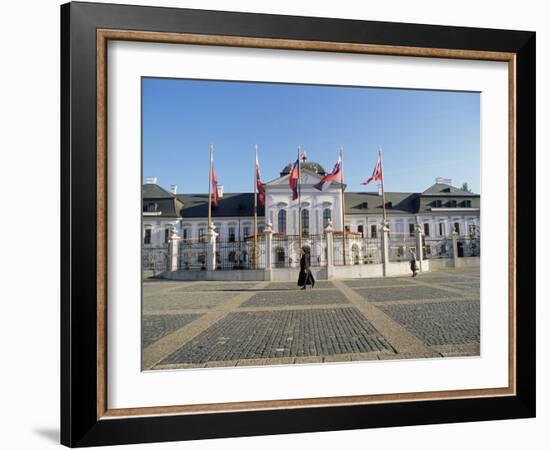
left=355, top=285, right=465, bottom=302
left=378, top=301, right=480, bottom=346
left=142, top=267, right=480, bottom=369
left=159, top=308, right=392, bottom=365
left=242, top=289, right=348, bottom=307
left=142, top=313, right=202, bottom=348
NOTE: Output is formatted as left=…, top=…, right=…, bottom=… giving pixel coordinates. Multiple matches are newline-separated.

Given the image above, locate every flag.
left=255, top=154, right=265, bottom=206
left=211, top=165, right=219, bottom=207
left=361, top=151, right=383, bottom=186
left=288, top=158, right=300, bottom=200
left=298, top=151, right=307, bottom=162
left=313, top=156, right=342, bottom=191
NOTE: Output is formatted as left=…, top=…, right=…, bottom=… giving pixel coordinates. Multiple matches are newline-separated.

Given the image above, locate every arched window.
left=278, top=209, right=286, bottom=233
left=301, top=209, right=309, bottom=237
left=323, top=208, right=331, bottom=229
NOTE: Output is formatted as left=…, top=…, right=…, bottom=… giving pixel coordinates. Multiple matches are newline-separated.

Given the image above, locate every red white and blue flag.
left=361, top=151, right=383, bottom=186
left=211, top=165, right=219, bottom=207
left=314, top=156, right=342, bottom=191
left=288, top=158, right=300, bottom=201
left=255, top=153, right=265, bottom=206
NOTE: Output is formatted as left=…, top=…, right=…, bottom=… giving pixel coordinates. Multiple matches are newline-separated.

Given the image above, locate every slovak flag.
left=256, top=154, right=265, bottom=206
left=314, top=156, right=342, bottom=191
left=361, top=151, right=383, bottom=186
left=211, top=165, right=219, bottom=207
left=288, top=158, right=300, bottom=201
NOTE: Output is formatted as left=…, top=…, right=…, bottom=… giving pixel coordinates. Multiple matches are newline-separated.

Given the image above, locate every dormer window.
left=386, top=202, right=393, bottom=209
left=463, top=200, right=472, bottom=208
left=144, top=202, right=157, bottom=212
left=449, top=200, right=457, bottom=208
left=361, top=201, right=368, bottom=209
left=433, top=200, right=442, bottom=208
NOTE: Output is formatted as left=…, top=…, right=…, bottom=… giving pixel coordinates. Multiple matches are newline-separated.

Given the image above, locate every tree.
left=461, top=182, right=472, bottom=193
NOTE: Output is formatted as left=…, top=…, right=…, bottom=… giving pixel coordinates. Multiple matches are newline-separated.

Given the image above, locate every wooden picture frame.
left=61, top=1, right=535, bottom=447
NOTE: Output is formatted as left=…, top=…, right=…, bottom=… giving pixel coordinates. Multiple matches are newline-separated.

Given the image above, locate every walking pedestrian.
left=409, top=248, right=419, bottom=277
left=297, top=249, right=315, bottom=289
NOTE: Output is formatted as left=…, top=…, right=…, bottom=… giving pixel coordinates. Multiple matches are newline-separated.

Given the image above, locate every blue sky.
left=142, top=78, right=480, bottom=194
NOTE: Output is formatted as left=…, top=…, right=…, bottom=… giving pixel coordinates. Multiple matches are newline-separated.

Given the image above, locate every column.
left=325, top=220, right=334, bottom=279
left=381, top=222, right=390, bottom=277
left=415, top=224, right=424, bottom=272
left=167, top=226, right=180, bottom=272
left=206, top=224, right=218, bottom=271
left=451, top=230, right=459, bottom=268
left=263, top=222, right=273, bottom=280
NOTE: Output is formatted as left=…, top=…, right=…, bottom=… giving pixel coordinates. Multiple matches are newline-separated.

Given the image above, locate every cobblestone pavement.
left=142, top=267, right=480, bottom=370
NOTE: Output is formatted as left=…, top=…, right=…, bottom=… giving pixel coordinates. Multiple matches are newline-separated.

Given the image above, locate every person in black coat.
left=297, top=249, right=315, bottom=289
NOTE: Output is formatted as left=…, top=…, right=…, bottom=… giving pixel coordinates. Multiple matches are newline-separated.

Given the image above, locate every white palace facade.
left=142, top=161, right=480, bottom=278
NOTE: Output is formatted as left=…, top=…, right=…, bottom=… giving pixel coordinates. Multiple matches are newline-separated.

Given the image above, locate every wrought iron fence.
left=177, top=238, right=208, bottom=270
left=272, top=234, right=301, bottom=268
left=215, top=237, right=267, bottom=270
left=457, top=237, right=480, bottom=257
left=333, top=233, right=382, bottom=266
left=422, top=236, right=453, bottom=259
left=142, top=245, right=168, bottom=276
left=388, top=232, right=416, bottom=262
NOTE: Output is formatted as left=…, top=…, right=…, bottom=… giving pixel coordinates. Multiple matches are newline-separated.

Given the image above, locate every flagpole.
left=297, top=145, right=302, bottom=258
left=379, top=147, right=387, bottom=226
left=208, top=144, right=213, bottom=231
left=253, top=144, right=258, bottom=270
left=340, top=146, right=346, bottom=265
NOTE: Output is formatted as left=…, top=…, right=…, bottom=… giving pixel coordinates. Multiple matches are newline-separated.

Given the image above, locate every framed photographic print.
left=61, top=1, right=536, bottom=447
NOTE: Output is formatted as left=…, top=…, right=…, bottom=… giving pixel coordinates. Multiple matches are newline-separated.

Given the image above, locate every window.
left=182, top=228, right=188, bottom=240
left=144, top=229, right=151, bottom=244
left=409, top=223, right=415, bottom=237
left=438, top=223, right=445, bottom=236
left=423, top=223, right=430, bottom=236
left=278, top=209, right=286, bottom=233
left=345, top=225, right=350, bottom=232
left=371, top=224, right=377, bottom=239
left=454, top=222, right=460, bottom=234
left=386, top=201, right=393, bottom=209
left=164, top=228, right=170, bottom=243
left=361, top=201, right=368, bottom=209
left=301, top=209, right=309, bottom=237
left=258, top=226, right=265, bottom=234
left=358, top=225, right=364, bottom=237
left=463, top=200, right=472, bottom=208
left=198, top=228, right=205, bottom=242
left=144, top=202, right=157, bottom=212
left=449, top=200, right=457, bottom=208
left=433, top=200, right=442, bottom=208
left=243, top=226, right=250, bottom=237
left=228, top=227, right=236, bottom=242
left=228, top=251, right=235, bottom=263
left=323, top=208, right=331, bottom=229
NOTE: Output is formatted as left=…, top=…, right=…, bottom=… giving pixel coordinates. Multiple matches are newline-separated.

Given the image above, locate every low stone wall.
left=157, top=257, right=479, bottom=281
left=161, top=269, right=265, bottom=281
left=329, top=263, right=383, bottom=279
left=427, top=256, right=480, bottom=270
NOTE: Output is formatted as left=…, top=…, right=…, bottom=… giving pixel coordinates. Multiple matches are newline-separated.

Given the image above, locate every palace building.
left=142, top=161, right=480, bottom=276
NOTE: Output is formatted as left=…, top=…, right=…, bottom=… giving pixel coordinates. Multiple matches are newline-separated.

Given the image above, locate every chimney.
left=146, top=176, right=157, bottom=185
left=436, top=177, right=452, bottom=185
left=217, top=185, right=224, bottom=199
left=170, top=184, right=178, bottom=195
